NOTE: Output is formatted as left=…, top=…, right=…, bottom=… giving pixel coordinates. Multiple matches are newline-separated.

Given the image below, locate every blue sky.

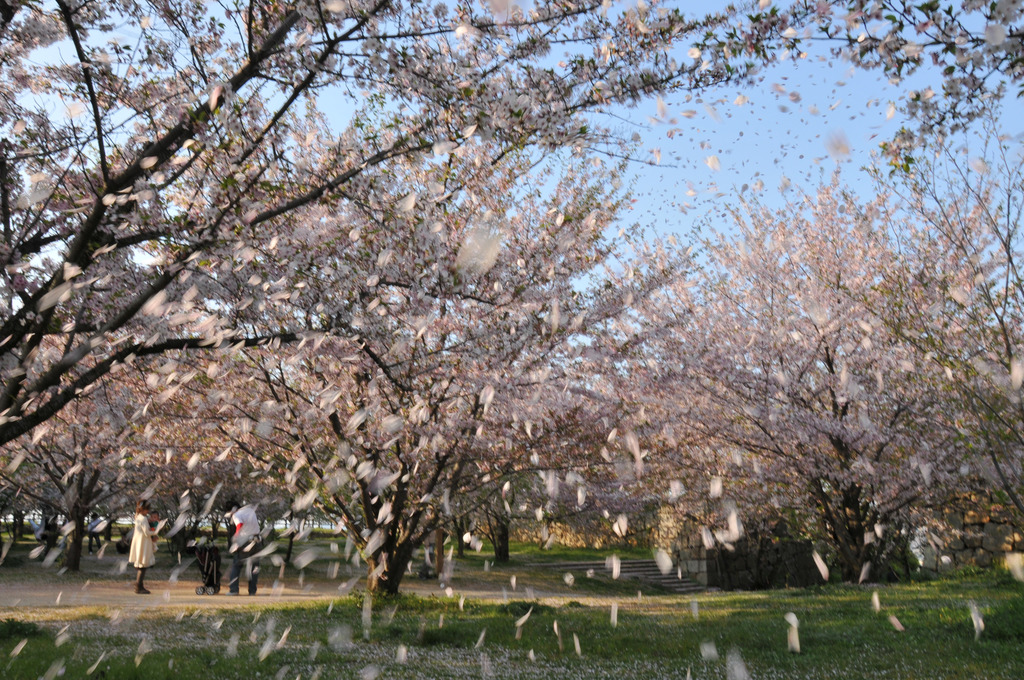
left=613, top=48, right=936, bottom=238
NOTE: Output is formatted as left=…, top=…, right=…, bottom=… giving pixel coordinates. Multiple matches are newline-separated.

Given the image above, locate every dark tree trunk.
left=12, top=511, right=24, bottom=540
left=492, top=517, right=510, bottom=563
left=43, top=519, right=59, bottom=552
left=285, top=529, right=296, bottom=563
left=434, top=527, right=445, bottom=581
left=366, top=541, right=417, bottom=595
left=454, top=516, right=467, bottom=558
left=64, top=510, right=86, bottom=571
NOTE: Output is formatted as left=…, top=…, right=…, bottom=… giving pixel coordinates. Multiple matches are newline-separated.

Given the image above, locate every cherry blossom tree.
left=0, top=0, right=765, bottom=449
left=871, top=116, right=1024, bottom=517
left=0, top=377, right=146, bottom=569
left=724, top=0, right=1024, bottom=131
left=189, top=144, right=676, bottom=593
left=643, top=177, right=964, bottom=581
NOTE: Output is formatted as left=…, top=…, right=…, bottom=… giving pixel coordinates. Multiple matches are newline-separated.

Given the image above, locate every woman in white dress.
left=128, top=499, right=158, bottom=594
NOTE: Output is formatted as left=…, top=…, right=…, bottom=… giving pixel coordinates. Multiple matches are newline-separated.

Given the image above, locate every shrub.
left=983, top=594, right=1024, bottom=642
left=0, top=619, right=43, bottom=640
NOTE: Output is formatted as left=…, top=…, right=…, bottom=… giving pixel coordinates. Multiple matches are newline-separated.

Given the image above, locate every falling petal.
left=610, top=602, right=618, bottom=627
left=825, top=130, right=850, bottom=159
left=700, top=640, right=719, bottom=660
left=135, top=637, right=152, bottom=666
left=709, top=477, right=723, bottom=498
left=86, top=651, right=106, bottom=674
left=726, top=649, right=751, bottom=679
left=607, top=554, right=621, bottom=579
left=888, top=615, right=905, bottom=631
left=9, top=638, right=27, bottom=658
left=787, top=625, right=800, bottom=653
left=858, top=562, right=871, bottom=584
left=1006, top=553, right=1024, bottom=581
left=397, top=192, right=417, bottom=212
left=381, top=415, right=404, bottom=434
left=705, top=155, right=721, bottom=171
left=654, top=549, right=673, bottom=575
left=4, top=452, right=25, bottom=474
left=433, top=140, right=457, bottom=156
left=456, top=226, right=502, bottom=275
left=362, top=593, right=372, bottom=639
left=969, top=601, right=984, bottom=640
left=985, top=24, right=1007, bottom=46
left=37, top=282, right=73, bottom=312
left=480, top=385, right=496, bottom=409
left=1010, top=360, right=1024, bottom=391
left=209, top=85, right=224, bottom=110
left=872, top=591, right=881, bottom=613
left=293, top=549, right=319, bottom=570
left=43, top=659, right=66, bottom=679
left=812, top=551, right=829, bottom=581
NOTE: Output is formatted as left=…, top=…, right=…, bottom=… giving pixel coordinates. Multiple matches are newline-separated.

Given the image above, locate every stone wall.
left=510, top=518, right=625, bottom=549
left=674, top=522, right=709, bottom=586
left=920, top=497, right=1023, bottom=572
left=511, top=508, right=662, bottom=549
left=673, top=521, right=823, bottom=590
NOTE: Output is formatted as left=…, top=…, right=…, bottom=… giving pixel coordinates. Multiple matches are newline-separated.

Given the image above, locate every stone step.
left=523, top=558, right=704, bottom=594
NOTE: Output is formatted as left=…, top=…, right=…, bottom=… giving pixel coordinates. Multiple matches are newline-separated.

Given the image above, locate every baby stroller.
left=194, top=544, right=221, bottom=595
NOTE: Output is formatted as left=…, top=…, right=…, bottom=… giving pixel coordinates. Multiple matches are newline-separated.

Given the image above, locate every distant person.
left=87, top=513, right=104, bottom=554
left=225, top=500, right=261, bottom=596
left=30, top=515, right=57, bottom=546
left=28, top=516, right=45, bottom=543
left=128, top=499, right=158, bottom=594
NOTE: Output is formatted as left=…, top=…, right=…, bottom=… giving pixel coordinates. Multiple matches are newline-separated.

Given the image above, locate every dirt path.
left=4, top=580, right=542, bottom=608
left=0, top=547, right=651, bottom=615
left=0, top=558, right=575, bottom=611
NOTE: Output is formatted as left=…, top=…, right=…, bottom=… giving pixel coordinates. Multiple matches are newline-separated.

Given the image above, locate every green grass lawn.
left=2, top=541, right=1022, bottom=680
